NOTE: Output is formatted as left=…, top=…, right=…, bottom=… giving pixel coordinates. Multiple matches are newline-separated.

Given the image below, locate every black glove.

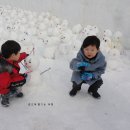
left=21, top=73, right=28, bottom=78
left=78, top=66, right=86, bottom=73
left=77, top=62, right=90, bottom=73
left=26, top=54, right=29, bottom=57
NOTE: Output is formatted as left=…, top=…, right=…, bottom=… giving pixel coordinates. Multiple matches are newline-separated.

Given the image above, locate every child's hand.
left=26, top=54, right=29, bottom=57
left=81, top=72, right=94, bottom=81
left=21, top=73, right=28, bottom=78
left=77, top=62, right=90, bottom=72
left=78, top=66, right=86, bottom=72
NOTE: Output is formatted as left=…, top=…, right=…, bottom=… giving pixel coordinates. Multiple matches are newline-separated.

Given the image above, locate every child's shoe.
left=69, top=88, right=78, bottom=96
left=10, top=86, right=23, bottom=98
left=69, top=82, right=82, bottom=96
left=15, top=92, right=24, bottom=98
left=88, top=89, right=101, bottom=99
left=1, top=94, right=10, bottom=107
left=88, top=79, right=103, bottom=99
left=92, top=92, right=101, bottom=98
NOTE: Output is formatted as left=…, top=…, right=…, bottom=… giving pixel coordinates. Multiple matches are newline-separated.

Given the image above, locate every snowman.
left=61, top=19, right=69, bottom=31
left=113, top=31, right=124, bottom=54
left=107, top=47, right=121, bottom=70
left=100, top=29, right=113, bottom=55
left=24, top=53, right=41, bottom=86
left=78, top=25, right=92, bottom=41
left=100, top=36, right=112, bottom=56
left=41, top=36, right=58, bottom=59
left=56, top=33, right=72, bottom=56
left=103, top=29, right=112, bottom=38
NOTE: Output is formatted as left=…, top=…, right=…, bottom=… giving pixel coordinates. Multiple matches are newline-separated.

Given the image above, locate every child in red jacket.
left=0, top=40, right=28, bottom=107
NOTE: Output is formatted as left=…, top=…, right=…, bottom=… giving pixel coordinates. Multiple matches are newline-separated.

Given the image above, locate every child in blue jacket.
left=69, top=36, right=106, bottom=98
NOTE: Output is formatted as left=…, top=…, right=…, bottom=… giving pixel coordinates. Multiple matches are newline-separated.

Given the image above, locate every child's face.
left=10, top=52, right=20, bottom=61
left=83, top=45, right=99, bottom=59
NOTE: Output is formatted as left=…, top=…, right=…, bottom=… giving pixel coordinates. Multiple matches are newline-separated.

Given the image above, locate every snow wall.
left=0, top=0, right=129, bottom=49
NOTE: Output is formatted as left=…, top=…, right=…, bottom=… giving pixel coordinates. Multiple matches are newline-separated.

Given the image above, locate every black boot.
left=88, top=79, right=103, bottom=99
left=69, top=82, right=82, bottom=96
left=1, top=94, right=10, bottom=107
left=9, top=86, right=24, bottom=98
left=15, top=92, right=24, bottom=98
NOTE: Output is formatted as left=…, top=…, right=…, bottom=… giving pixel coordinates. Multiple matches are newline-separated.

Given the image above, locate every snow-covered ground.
left=0, top=5, right=130, bottom=130
left=0, top=53, right=130, bottom=130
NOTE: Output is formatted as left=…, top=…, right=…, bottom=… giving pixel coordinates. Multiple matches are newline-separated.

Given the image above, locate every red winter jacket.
left=0, top=52, right=28, bottom=94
